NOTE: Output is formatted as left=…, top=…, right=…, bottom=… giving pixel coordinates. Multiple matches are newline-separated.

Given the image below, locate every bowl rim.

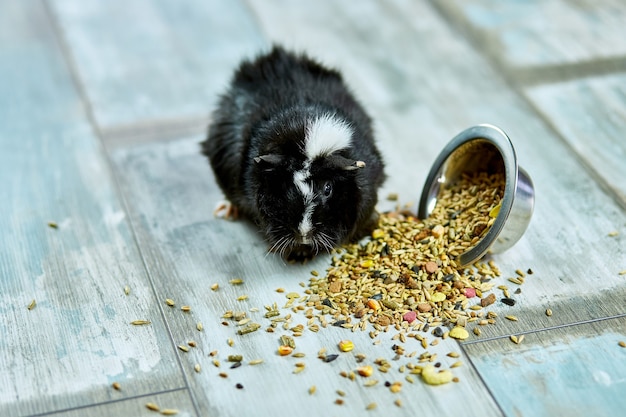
left=417, top=124, right=519, bottom=266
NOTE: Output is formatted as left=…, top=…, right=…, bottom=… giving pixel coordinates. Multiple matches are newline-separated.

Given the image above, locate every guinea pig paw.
left=213, top=200, right=239, bottom=220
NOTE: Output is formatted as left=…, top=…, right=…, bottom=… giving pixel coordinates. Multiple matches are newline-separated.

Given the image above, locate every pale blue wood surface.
left=2, top=0, right=626, bottom=416
left=49, top=0, right=265, bottom=133
left=0, top=1, right=189, bottom=416
left=464, top=317, right=626, bottom=417
left=525, top=73, right=626, bottom=206
left=434, top=0, right=626, bottom=69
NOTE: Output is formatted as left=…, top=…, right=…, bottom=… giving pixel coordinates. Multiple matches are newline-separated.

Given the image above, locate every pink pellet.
left=403, top=311, right=417, bottom=323
left=464, top=288, right=476, bottom=298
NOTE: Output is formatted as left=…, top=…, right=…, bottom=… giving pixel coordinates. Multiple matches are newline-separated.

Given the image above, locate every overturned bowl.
left=418, top=124, right=534, bottom=266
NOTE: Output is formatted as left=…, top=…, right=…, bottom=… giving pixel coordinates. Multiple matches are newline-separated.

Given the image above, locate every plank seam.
left=42, top=2, right=202, bottom=416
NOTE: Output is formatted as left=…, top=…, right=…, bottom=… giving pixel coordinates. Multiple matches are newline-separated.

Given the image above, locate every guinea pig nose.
left=295, top=230, right=313, bottom=245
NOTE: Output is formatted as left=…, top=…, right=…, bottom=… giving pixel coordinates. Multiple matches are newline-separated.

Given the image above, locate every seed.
left=447, top=352, right=460, bottom=358
left=336, top=389, right=346, bottom=397
left=367, top=299, right=381, bottom=311
left=227, top=338, right=234, bottom=347
left=27, top=299, right=36, bottom=310
left=421, top=364, right=453, bottom=385
left=165, top=299, right=175, bottom=307
left=449, top=326, right=469, bottom=340
left=124, top=286, right=130, bottom=295
left=275, top=287, right=285, bottom=293
left=187, top=341, right=196, bottom=348
left=286, top=292, right=300, bottom=299
left=309, top=385, right=316, bottom=395
left=112, top=382, right=121, bottom=391
left=450, top=361, right=463, bottom=368
left=130, top=320, right=151, bottom=325
left=357, top=365, right=374, bottom=377
left=473, top=327, right=481, bottom=336
left=47, top=221, right=59, bottom=229
left=194, top=364, right=201, bottom=373
left=237, top=322, right=261, bottom=335
left=324, top=354, right=339, bottom=363
left=230, top=362, right=242, bottom=369
left=501, top=297, right=516, bottom=306
left=228, top=355, right=243, bottom=362
left=178, top=345, right=189, bottom=352
left=510, top=335, right=518, bottom=344
left=515, top=269, right=526, bottom=277
left=335, top=399, right=344, bottom=405
left=145, top=403, right=159, bottom=411
left=364, top=379, right=379, bottom=387
left=389, top=382, right=402, bottom=393
left=249, top=359, right=264, bottom=365
left=546, top=308, right=553, bottom=316
left=235, top=383, right=244, bottom=389
left=619, top=270, right=626, bottom=275
left=505, top=315, right=518, bottom=321
left=219, top=372, right=228, bottom=378
left=278, top=345, right=293, bottom=356
left=211, top=283, right=219, bottom=291
left=619, top=341, right=626, bottom=348
left=181, top=306, right=191, bottom=312
left=229, top=278, right=244, bottom=285
left=366, top=402, right=377, bottom=410
left=608, top=231, right=619, bottom=237
left=339, top=340, right=354, bottom=352
left=394, top=399, right=403, bottom=407
left=160, top=409, right=178, bottom=415
left=196, top=322, right=203, bottom=331
left=237, top=295, right=248, bottom=301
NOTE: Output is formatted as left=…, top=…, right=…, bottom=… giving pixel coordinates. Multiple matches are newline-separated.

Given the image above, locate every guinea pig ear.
left=254, top=154, right=284, bottom=165
left=327, top=154, right=366, bottom=171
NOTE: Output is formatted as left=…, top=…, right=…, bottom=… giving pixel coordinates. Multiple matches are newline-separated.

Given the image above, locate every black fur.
left=201, top=45, right=385, bottom=260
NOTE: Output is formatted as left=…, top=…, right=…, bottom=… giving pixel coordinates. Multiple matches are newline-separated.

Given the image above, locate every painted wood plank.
left=244, top=0, right=626, bottom=338
left=432, top=0, right=626, bottom=71
left=46, top=389, right=197, bottom=417
left=48, top=0, right=265, bottom=137
left=0, top=2, right=186, bottom=416
left=524, top=73, right=626, bottom=207
left=111, top=135, right=503, bottom=417
left=464, top=317, right=626, bottom=417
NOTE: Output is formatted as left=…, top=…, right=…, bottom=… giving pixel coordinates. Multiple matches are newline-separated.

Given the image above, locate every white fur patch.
left=298, top=203, right=316, bottom=244
left=304, top=114, right=353, bottom=160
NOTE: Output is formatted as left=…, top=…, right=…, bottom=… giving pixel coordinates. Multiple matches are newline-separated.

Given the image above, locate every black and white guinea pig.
left=201, top=45, right=385, bottom=261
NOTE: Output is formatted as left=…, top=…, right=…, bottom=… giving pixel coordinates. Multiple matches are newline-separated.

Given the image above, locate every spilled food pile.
left=303, top=171, right=508, bottom=336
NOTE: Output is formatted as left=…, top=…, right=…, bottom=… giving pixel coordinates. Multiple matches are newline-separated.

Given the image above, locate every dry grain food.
left=299, top=171, right=506, bottom=334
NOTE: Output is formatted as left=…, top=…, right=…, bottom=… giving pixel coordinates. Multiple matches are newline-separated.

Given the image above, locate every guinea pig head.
left=252, top=115, right=368, bottom=260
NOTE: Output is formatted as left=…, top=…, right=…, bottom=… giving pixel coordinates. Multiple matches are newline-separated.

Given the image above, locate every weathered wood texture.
left=432, top=0, right=626, bottom=78
left=49, top=0, right=265, bottom=139
left=0, top=2, right=188, bottom=416
left=2, top=0, right=626, bottom=416
left=464, top=317, right=626, bottom=417
left=524, top=74, right=626, bottom=207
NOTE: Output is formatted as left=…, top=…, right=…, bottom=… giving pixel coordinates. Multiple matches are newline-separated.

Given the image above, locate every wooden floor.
left=2, top=1, right=626, bottom=416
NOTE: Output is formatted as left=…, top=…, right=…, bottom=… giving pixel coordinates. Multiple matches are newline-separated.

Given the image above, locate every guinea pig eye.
left=323, top=182, right=333, bottom=197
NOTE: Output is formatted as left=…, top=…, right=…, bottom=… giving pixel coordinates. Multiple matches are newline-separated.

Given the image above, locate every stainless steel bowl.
left=418, top=124, right=535, bottom=266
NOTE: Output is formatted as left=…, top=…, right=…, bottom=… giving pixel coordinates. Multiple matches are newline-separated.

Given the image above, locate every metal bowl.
left=418, top=124, right=535, bottom=266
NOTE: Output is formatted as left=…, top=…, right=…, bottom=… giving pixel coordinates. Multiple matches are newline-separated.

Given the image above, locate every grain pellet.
left=145, top=403, right=160, bottom=412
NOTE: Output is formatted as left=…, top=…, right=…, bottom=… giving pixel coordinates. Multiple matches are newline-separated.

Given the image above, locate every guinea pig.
left=201, top=45, right=385, bottom=261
